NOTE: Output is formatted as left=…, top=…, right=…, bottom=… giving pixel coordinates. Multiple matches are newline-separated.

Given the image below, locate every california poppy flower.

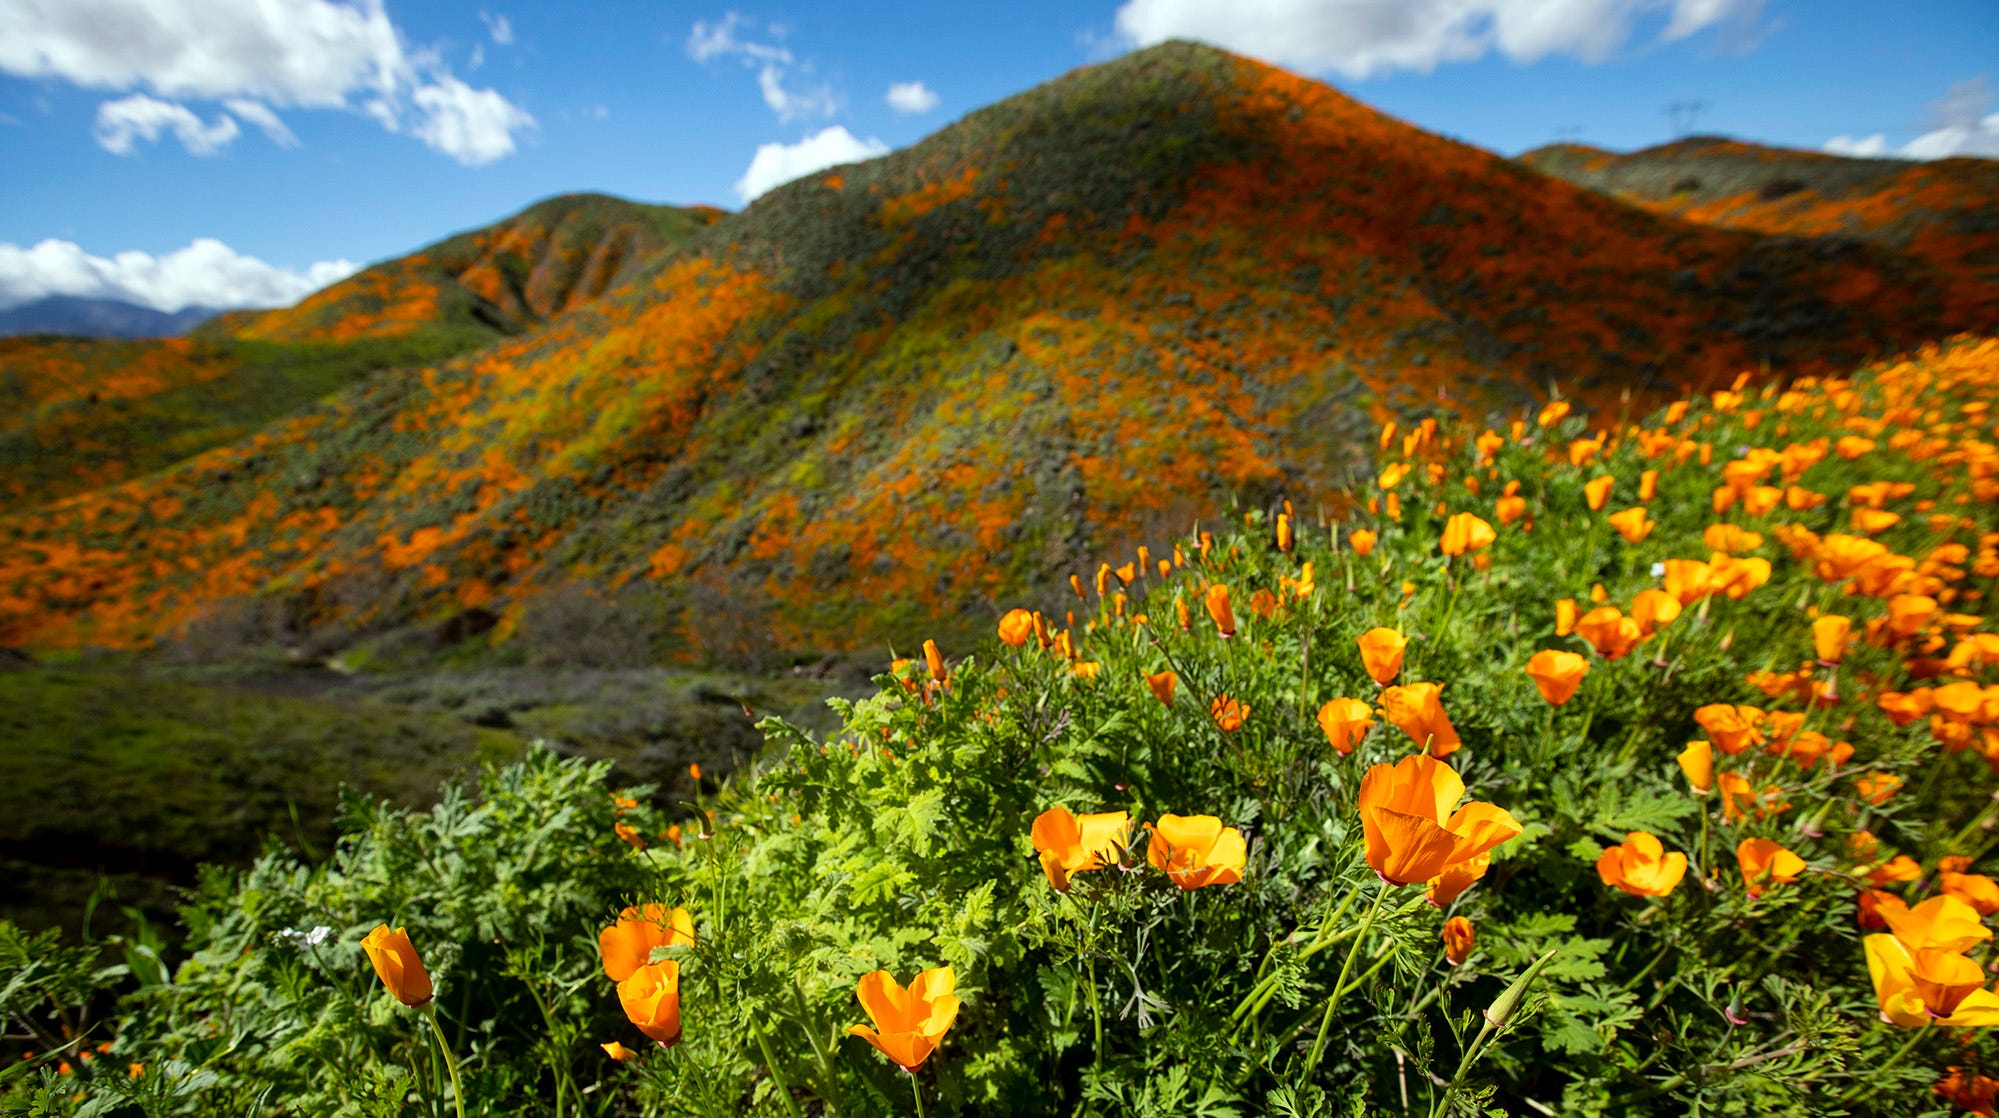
left=1210, top=694, right=1248, bottom=731
left=1853, top=772, right=1901, bottom=804
left=1439, top=513, right=1495, bottom=557
left=601, top=1041, right=638, bottom=1061
left=1880, top=895, right=1992, bottom=953
left=615, top=959, right=682, bottom=1046
left=362, top=925, right=434, bottom=1008
left=1378, top=682, right=1461, bottom=757
left=1205, top=584, right=1236, bottom=637
left=1608, top=507, right=1653, bottom=544
left=1316, top=697, right=1374, bottom=755
left=1638, top=469, right=1658, bottom=502
left=1813, top=614, right=1851, bottom=664
left=1942, top=871, right=1999, bottom=917
left=1866, top=936, right=1999, bottom=1026
left=1442, top=916, right=1475, bottom=966
left=1574, top=606, right=1642, bottom=660
left=1357, top=754, right=1520, bottom=886
left=1139, top=814, right=1249, bottom=890
left=1030, top=806, right=1131, bottom=892
left=1736, top=838, right=1806, bottom=897
left=1676, top=740, right=1713, bottom=795
left=600, top=905, right=696, bottom=983
left=1629, top=589, right=1681, bottom=636
left=1350, top=529, right=1377, bottom=557
left=997, top=609, right=1034, bottom=648
left=849, top=968, right=960, bottom=1072
left=1524, top=649, right=1587, bottom=706
left=1555, top=598, right=1577, bottom=637
left=1694, top=704, right=1765, bottom=755
left=1584, top=475, right=1614, bottom=512
left=1276, top=513, right=1293, bottom=553
left=1538, top=400, right=1571, bottom=427
left=1144, top=669, right=1176, bottom=706
left=1427, top=854, right=1488, bottom=908
left=1596, top=832, right=1687, bottom=897
left=922, top=639, right=947, bottom=684
left=1357, top=627, right=1406, bottom=684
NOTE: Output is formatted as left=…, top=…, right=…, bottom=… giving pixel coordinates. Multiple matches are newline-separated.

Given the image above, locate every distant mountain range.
left=1, top=41, right=1994, bottom=657
left=0, top=295, right=229, bottom=339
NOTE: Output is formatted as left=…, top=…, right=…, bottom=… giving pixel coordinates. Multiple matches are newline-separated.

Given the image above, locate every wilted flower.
left=1030, top=806, right=1131, bottom=893
left=1357, top=754, right=1520, bottom=886
left=1147, top=814, right=1248, bottom=890
left=362, top=925, right=434, bottom=1008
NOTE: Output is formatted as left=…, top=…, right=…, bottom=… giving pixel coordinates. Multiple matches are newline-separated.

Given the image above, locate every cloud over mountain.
left=0, top=237, right=356, bottom=313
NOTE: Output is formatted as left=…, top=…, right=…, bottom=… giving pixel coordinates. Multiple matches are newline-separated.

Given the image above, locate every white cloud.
left=93, top=93, right=239, bottom=155
left=734, top=126, right=888, bottom=202
left=480, top=9, right=513, bottom=45
left=1822, top=76, right=1999, bottom=161
left=0, top=0, right=533, bottom=163
left=410, top=75, right=535, bottom=165
left=687, top=12, right=835, bottom=123
left=0, top=237, right=358, bottom=312
left=1110, top=0, right=1764, bottom=79
left=222, top=97, right=300, bottom=146
left=886, top=80, right=939, bottom=114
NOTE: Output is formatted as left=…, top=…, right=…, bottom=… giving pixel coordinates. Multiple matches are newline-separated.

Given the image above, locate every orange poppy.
left=1378, top=682, right=1461, bottom=757
left=1210, top=694, right=1249, bottom=732
left=1584, top=475, right=1615, bottom=512
left=1525, top=649, right=1588, bottom=706
left=618, top=961, right=683, bottom=1047
left=1442, top=916, right=1475, bottom=966
left=848, top=967, right=960, bottom=1072
left=1427, top=854, right=1489, bottom=908
left=1736, top=838, right=1806, bottom=897
left=1316, top=697, right=1374, bottom=755
left=1205, top=584, right=1236, bottom=637
left=1676, top=740, right=1713, bottom=795
left=600, top=905, right=696, bottom=983
left=1574, top=606, right=1642, bottom=660
left=1629, top=589, right=1681, bottom=636
left=1144, top=670, right=1176, bottom=706
left=1597, top=832, right=1687, bottom=897
left=1555, top=598, right=1577, bottom=637
left=1357, top=627, right=1407, bottom=684
left=1350, top=529, right=1377, bottom=557
left=1440, top=512, right=1495, bottom=557
left=1813, top=614, right=1851, bottom=664
left=1146, top=814, right=1248, bottom=890
left=1356, top=754, right=1520, bottom=886
left=1608, top=507, right=1653, bottom=544
left=1030, top=806, right=1131, bottom=892
left=998, top=609, right=1034, bottom=648
left=362, top=925, right=434, bottom=1008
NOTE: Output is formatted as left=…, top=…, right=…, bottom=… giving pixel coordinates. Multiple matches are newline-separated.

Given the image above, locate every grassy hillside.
left=0, top=195, right=719, bottom=513
left=1, top=42, right=1994, bottom=661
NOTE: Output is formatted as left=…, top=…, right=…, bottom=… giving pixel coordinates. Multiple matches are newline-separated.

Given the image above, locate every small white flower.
left=1650, top=562, right=1667, bottom=577
left=277, top=924, right=333, bottom=949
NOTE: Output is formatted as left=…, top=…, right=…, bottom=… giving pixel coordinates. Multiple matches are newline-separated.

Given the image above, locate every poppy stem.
left=909, top=1069, right=928, bottom=1118
left=421, top=1004, right=467, bottom=1118
left=752, top=1024, right=805, bottom=1118
left=1305, top=879, right=1392, bottom=1073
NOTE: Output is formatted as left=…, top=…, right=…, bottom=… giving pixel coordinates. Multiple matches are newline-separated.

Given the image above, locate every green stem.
left=910, top=1070, right=928, bottom=1118
left=753, top=1025, right=805, bottom=1118
left=1305, top=880, right=1393, bottom=1072
left=422, top=1004, right=467, bottom=1118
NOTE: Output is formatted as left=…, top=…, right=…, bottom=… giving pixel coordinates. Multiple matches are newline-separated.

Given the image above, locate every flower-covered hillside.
left=12, top=334, right=1999, bottom=1116
left=2, top=42, right=1994, bottom=660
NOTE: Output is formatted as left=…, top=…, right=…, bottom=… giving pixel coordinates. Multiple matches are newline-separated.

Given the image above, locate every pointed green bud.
left=1483, top=949, right=1558, bottom=1029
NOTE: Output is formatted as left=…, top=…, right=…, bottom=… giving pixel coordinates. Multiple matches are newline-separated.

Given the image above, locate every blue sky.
left=1, top=0, right=1995, bottom=312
